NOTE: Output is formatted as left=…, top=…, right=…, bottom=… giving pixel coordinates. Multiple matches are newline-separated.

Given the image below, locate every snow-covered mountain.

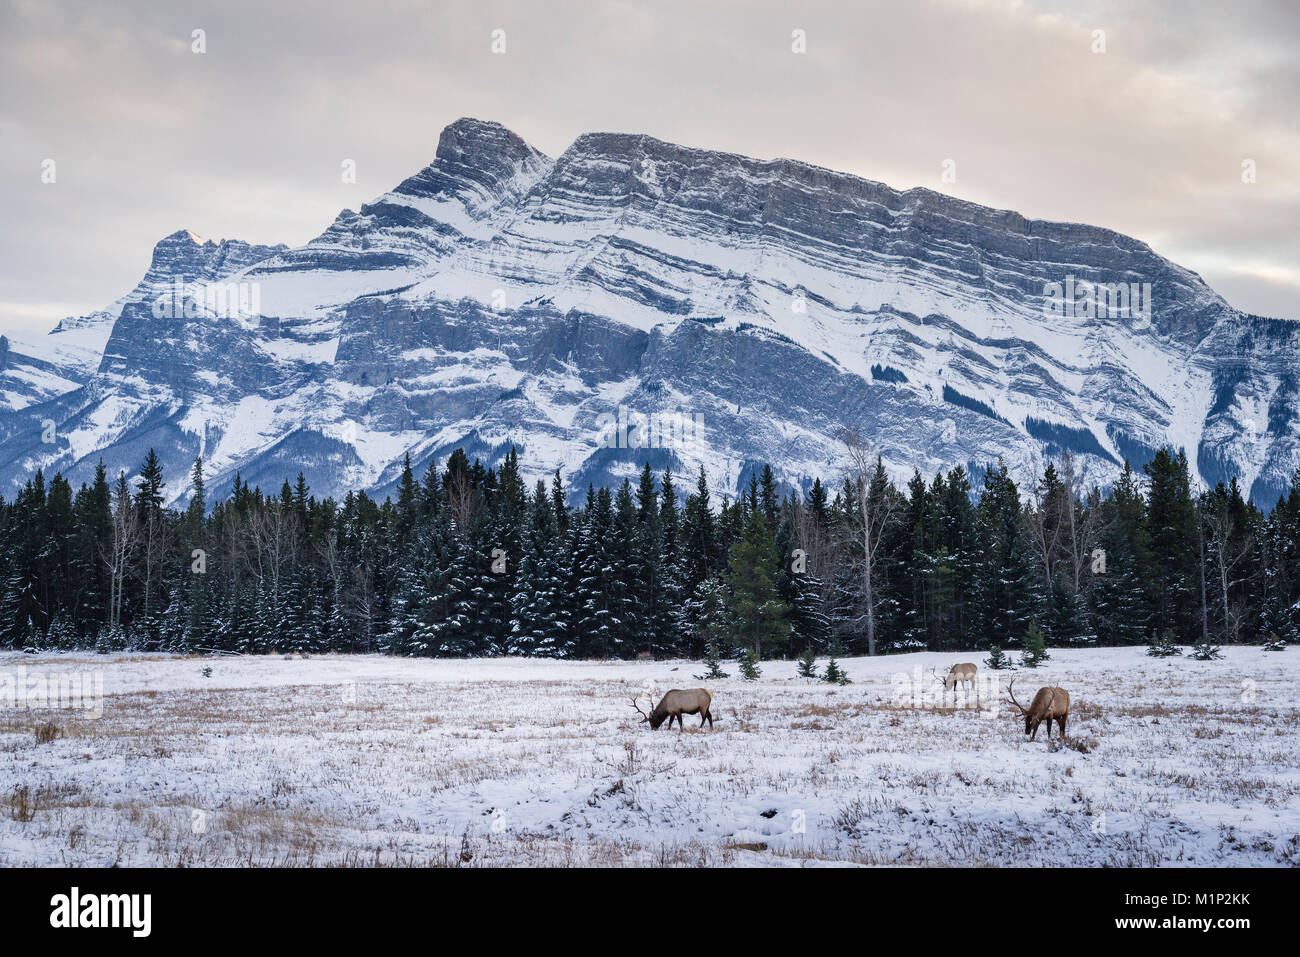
left=2, top=117, right=1296, bottom=506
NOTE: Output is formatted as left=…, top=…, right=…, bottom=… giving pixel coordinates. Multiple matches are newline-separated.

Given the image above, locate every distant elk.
left=1005, top=678, right=1070, bottom=742
left=930, top=662, right=978, bottom=694
left=632, top=689, right=714, bottom=730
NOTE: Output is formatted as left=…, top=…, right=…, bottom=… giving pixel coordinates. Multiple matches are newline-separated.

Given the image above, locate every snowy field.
left=0, top=647, right=1296, bottom=867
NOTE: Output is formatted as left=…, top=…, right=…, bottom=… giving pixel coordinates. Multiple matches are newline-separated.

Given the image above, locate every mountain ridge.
left=2, top=116, right=1295, bottom=507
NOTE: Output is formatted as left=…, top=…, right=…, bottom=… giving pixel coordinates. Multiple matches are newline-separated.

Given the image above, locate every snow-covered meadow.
left=0, top=647, right=1296, bottom=867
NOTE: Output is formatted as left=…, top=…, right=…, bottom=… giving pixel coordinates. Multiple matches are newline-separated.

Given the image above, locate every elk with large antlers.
left=1005, top=678, right=1069, bottom=742
left=632, top=689, right=714, bottom=730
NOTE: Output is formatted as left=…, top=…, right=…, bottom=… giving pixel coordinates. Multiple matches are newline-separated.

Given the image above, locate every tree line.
left=1, top=438, right=1296, bottom=658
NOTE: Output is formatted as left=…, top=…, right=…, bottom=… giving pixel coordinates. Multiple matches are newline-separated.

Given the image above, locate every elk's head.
left=631, top=696, right=665, bottom=730
left=1005, top=678, right=1033, bottom=735
left=928, top=667, right=955, bottom=692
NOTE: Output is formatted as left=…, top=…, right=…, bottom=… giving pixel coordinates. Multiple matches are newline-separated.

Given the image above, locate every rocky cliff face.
left=1, top=118, right=1294, bottom=506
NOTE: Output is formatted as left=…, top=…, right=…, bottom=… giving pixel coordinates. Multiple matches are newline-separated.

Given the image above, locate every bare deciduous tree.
left=1204, top=497, right=1255, bottom=643
left=248, top=501, right=298, bottom=606
left=1025, top=453, right=1104, bottom=624
left=104, top=472, right=139, bottom=629
left=842, top=429, right=899, bottom=656
left=445, top=469, right=478, bottom=536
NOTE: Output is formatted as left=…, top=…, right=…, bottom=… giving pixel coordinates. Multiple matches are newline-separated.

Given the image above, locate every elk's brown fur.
left=1005, top=678, right=1070, bottom=741
left=632, top=689, right=713, bottom=730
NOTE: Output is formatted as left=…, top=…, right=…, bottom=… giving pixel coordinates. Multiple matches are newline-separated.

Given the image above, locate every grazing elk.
left=930, top=662, right=978, bottom=694
left=632, top=689, right=714, bottom=730
left=1005, top=678, right=1070, bottom=742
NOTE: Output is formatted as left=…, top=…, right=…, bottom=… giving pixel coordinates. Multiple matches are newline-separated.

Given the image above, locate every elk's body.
left=633, top=689, right=713, bottom=730
left=1006, top=678, right=1070, bottom=741
left=941, top=662, right=978, bottom=693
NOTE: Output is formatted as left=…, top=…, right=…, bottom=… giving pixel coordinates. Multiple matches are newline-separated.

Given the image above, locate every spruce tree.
left=758, top=464, right=779, bottom=529
left=572, top=486, right=618, bottom=658
left=509, top=481, right=569, bottom=657
left=776, top=510, right=830, bottom=657
left=679, top=467, right=719, bottom=635
left=1255, top=574, right=1297, bottom=649
left=607, top=480, right=643, bottom=657
left=657, top=467, right=687, bottom=653
left=985, top=645, right=1011, bottom=670
left=797, top=645, right=819, bottom=679
left=691, top=576, right=732, bottom=670
left=1189, top=639, right=1224, bottom=661
left=396, top=453, right=418, bottom=544
left=973, top=462, right=1039, bottom=648
left=724, top=508, right=791, bottom=661
left=1020, top=620, right=1050, bottom=667
left=1144, top=449, right=1199, bottom=640
left=821, top=642, right=850, bottom=684
left=46, top=613, right=76, bottom=651
left=69, top=461, right=113, bottom=638
left=1146, top=627, right=1182, bottom=657
left=697, top=632, right=731, bottom=681
left=632, top=464, right=671, bottom=656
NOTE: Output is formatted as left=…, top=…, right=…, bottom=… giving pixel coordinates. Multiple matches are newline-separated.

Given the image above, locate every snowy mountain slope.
left=0, top=231, right=287, bottom=410
left=0, top=329, right=101, bottom=413
left=1, top=117, right=1295, bottom=506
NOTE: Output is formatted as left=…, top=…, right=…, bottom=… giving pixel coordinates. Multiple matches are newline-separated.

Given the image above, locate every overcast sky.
left=2, top=0, right=1296, bottom=338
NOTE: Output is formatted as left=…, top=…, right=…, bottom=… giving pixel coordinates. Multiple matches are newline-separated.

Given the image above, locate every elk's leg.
left=1029, top=720, right=1039, bottom=741
left=706, top=709, right=713, bottom=728
left=1059, top=715, right=1067, bottom=741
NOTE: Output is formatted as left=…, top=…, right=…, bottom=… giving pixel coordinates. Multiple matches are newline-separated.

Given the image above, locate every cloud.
left=2, top=0, right=1296, bottom=335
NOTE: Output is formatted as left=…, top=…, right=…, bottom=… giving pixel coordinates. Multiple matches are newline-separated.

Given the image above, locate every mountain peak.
left=430, top=116, right=549, bottom=173
left=389, top=117, right=552, bottom=215
left=438, top=116, right=524, bottom=146
left=158, top=228, right=206, bottom=246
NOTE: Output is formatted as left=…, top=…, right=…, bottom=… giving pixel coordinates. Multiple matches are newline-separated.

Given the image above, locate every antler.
left=630, top=696, right=650, bottom=723
left=1005, top=677, right=1027, bottom=715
